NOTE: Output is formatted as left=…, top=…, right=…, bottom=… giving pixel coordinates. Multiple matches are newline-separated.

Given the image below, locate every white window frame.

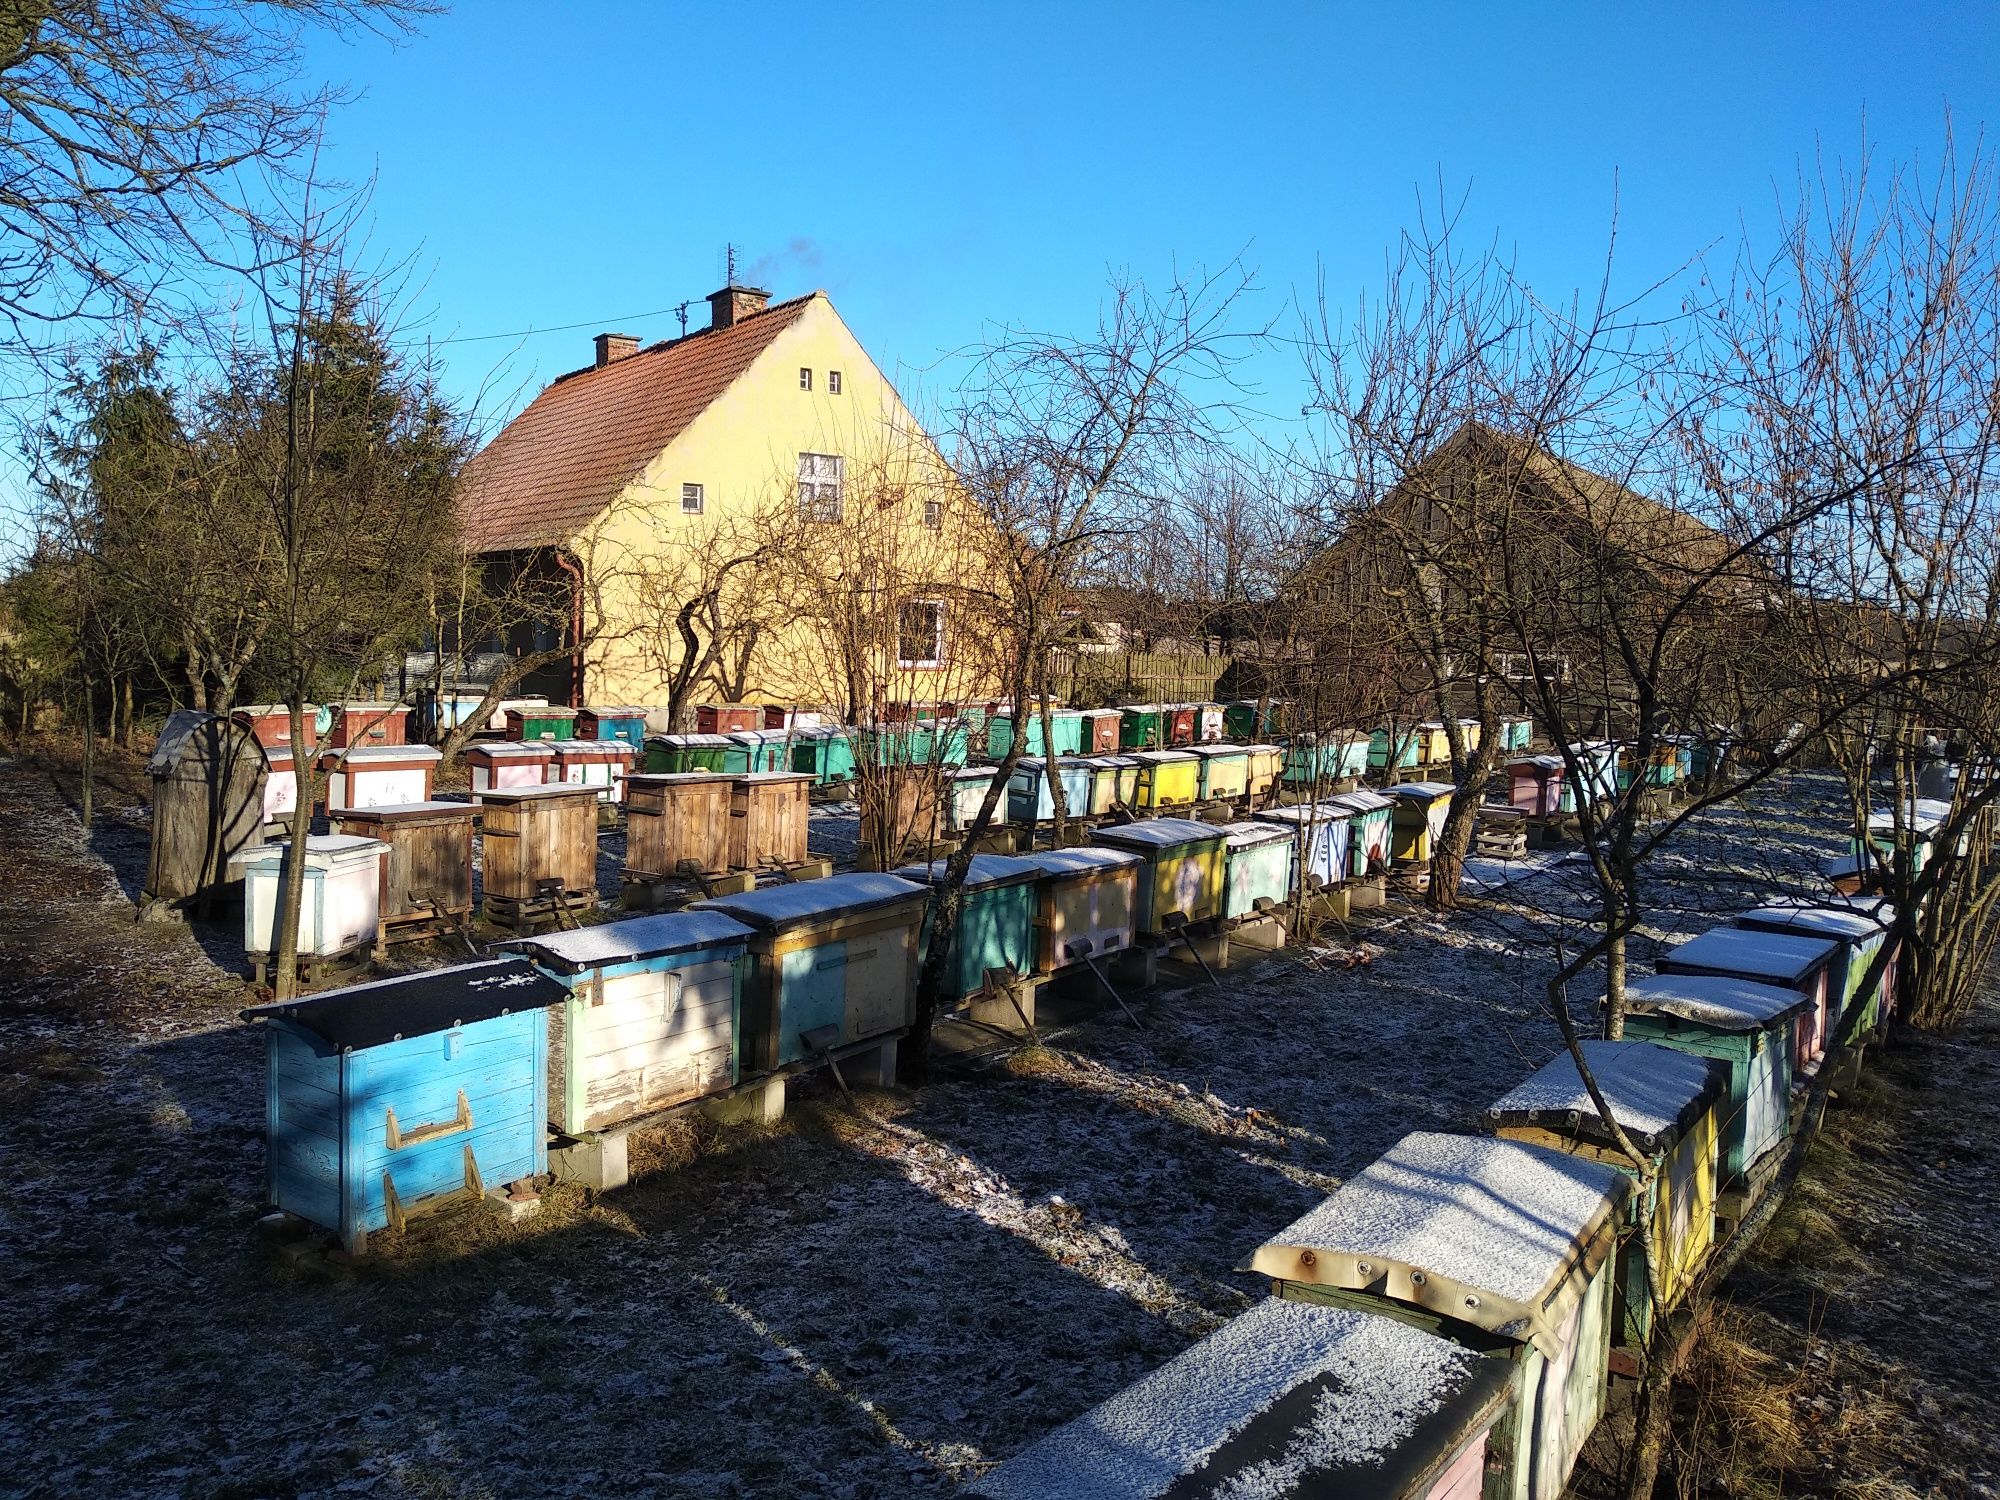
left=797, top=452, right=844, bottom=523
left=896, top=599, right=946, bottom=669
left=799, top=367, right=812, bottom=391
left=681, top=482, right=705, bottom=515
left=828, top=370, right=843, bottom=395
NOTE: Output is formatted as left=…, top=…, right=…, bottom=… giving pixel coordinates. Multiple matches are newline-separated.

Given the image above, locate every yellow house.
left=458, top=283, right=1005, bottom=724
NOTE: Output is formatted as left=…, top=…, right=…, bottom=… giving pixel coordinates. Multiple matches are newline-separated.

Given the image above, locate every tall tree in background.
left=0, top=0, right=427, bottom=375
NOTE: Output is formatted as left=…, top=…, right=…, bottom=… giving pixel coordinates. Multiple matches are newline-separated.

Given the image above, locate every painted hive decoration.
left=1094, top=818, right=1228, bottom=931
left=1221, top=820, right=1295, bottom=919
left=322, top=743, right=441, bottom=813
left=1080, top=707, right=1123, bottom=753
left=971, top=1296, right=1515, bottom=1500
left=1621, top=973, right=1807, bottom=1189
left=1012, top=847, right=1141, bottom=971
left=1256, top=802, right=1354, bottom=889
left=1327, top=789, right=1396, bottom=874
left=1485, top=1040, right=1728, bottom=1348
left=145, top=710, right=269, bottom=907
left=509, top=910, right=755, bottom=1134
left=1250, top=1131, right=1629, bottom=1500
left=465, top=741, right=555, bottom=799
left=693, top=873, right=929, bottom=1072
left=245, top=958, right=561, bottom=1252
left=893, top=855, right=1041, bottom=1002
left=1655, top=926, right=1839, bottom=1076
left=553, top=740, right=635, bottom=806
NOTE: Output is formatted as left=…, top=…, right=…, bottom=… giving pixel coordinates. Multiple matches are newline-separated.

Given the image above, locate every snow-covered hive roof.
left=692, top=872, right=927, bottom=931
left=1483, top=1040, right=1727, bottom=1157
left=504, top=910, right=755, bottom=973
left=1012, top=847, right=1142, bottom=877
left=892, top=854, right=1042, bottom=890
left=1325, top=790, right=1395, bottom=815
left=1096, top=818, right=1228, bottom=851
left=1245, top=1131, right=1628, bottom=1359
left=967, top=1298, right=1511, bottom=1500
left=1736, top=902, right=1893, bottom=943
left=1255, top=803, right=1354, bottom=828
left=1657, top=926, right=1838, bottom=986
left=1623, top=972, right=1808, bottom=1030
left=1389, top=781, right=1456, bottom=801
left=1222, top=821, right=1292, bottom=850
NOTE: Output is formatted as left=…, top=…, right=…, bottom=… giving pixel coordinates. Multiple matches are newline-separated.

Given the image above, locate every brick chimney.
left=707, top=284, right=771, bottom=330
left=594, top=332, right=641, bottom=368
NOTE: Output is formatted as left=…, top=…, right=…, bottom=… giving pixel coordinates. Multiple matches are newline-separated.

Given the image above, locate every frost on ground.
left=0, top=759, right=1991, bottom=1497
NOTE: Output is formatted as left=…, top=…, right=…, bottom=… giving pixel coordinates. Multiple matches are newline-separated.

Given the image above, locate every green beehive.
left=1366, top=725, right=1421, bottom=771
left=1047, top=710, right=1084, bottom=757
left=893, top=854, right=1041, bottom=1002
left=1118, top=705, right=1166, bottom=750
left=642, top=732, right=732, bottom=773
left=984, top=712, right=1047, bottom=761
left=790, top=726, right=857, bottom=786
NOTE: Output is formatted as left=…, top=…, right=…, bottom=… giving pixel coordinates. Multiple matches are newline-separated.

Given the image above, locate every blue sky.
left=295, top=0, right=1996, bottom=443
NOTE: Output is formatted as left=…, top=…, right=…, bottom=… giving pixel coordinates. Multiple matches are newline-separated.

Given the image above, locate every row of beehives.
left=644, top=711, right=1540, bottom=791
left=970, top=883, right=1903, bottom=1496
left=236, top=793, right=1451, bottom=1251
left=1500, top=734, right=1734, bottom=820
left=230, top=772, right=818, bottom=977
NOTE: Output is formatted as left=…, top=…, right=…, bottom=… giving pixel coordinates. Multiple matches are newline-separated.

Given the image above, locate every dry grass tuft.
left=1001, top=1043, right=1070, bottom=1079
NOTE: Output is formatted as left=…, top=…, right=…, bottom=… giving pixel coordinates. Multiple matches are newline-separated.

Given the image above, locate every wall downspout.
left=555, top=550, right=585, bottom=707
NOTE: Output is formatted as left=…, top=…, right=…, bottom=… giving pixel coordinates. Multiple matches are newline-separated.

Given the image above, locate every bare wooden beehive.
left=729, top=773, right=813, bottom=871
left=330, top=800, right=476, bottom=946
left=477, top=784, right=600, bottom=904
left=623, top=773, right=734, bottom=880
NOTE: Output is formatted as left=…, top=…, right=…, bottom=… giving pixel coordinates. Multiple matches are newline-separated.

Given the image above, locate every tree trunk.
left=79, top=679, right=94, bottom=830
left=272, top=697, right=313, bottom=999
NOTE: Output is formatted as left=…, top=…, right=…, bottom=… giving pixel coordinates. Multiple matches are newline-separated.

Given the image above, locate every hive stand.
left=962, top=967, right=1050, bottom=1036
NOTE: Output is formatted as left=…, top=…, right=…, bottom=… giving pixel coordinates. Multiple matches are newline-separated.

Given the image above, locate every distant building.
left=451, top=283, right=1000, bottom=720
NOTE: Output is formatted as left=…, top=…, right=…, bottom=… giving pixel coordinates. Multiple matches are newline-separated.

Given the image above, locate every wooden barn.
left=144, top=710, right=270, bottom=909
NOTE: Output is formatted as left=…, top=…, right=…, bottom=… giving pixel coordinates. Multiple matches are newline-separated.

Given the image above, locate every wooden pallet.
left=482, top=885, right=598, bottom=933
left=1473, top=809, right=1530, bottom=860
left=247, top=942, right=371, bottom=991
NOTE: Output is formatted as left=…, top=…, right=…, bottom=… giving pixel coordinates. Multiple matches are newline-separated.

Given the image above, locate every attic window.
left=681, top=483, right=704, bottom=515
left=798, top=452, right=844, bottom=523
left=799, top=367, right=812, bottom=391
left=897, top=601, right=945, bottom=669
left=828, top=370, right=843, bottom=395
left=923, top=499, right=943, bottom=529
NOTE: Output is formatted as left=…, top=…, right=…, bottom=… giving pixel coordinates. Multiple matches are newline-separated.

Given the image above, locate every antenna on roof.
left=675, top=300, right=691, bottom=335
left=724, top=242, right=738, bottom=284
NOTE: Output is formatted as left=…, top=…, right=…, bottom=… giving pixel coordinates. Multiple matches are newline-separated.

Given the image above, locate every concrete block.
left=966, top=973, right=1039, bottom=1033
left=1110, top=943, right=1160, bottom=989
left=1230, top=913, right=1288, bottom=952
left=701, top=1073, right=786, bottom=1127
left=1309, top=886, right=1352, bottom=923
left=843, top=1035, right=900, bottom=1089
left=549, top=1131, right=629, bottom=1192
left=1349, top=874, right=1388, bottom=910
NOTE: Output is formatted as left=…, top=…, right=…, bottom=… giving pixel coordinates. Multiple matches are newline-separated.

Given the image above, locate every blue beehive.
left=243, top=958, right=563, bottom=1252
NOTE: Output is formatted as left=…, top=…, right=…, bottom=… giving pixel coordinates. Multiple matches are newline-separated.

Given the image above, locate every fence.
left=1047, top=649, right=1243, bottom=707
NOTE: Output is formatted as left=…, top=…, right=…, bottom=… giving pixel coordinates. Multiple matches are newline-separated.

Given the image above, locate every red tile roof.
left=458, top=293, right=817, bottom=553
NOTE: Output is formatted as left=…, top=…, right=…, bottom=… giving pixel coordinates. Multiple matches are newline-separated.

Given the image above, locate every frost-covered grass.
left=0, top=759, right=1976, bottom=1498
